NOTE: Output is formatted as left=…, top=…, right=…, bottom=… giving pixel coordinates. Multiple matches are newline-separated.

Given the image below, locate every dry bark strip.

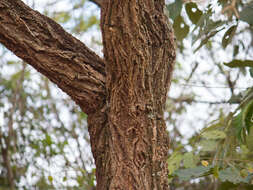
left=0, top=0, right=176, bottom=189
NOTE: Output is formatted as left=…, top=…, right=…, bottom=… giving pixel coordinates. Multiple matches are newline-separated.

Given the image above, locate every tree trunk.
left=0, top=0, right=176, bottom=189
left=88, top=1, right=176, bottom=189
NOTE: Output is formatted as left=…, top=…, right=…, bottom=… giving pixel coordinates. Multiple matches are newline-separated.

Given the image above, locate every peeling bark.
left=0, top=0, right=176, bottom=189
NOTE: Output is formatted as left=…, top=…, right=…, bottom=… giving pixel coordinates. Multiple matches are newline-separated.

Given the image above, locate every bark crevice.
left=99, top=0, right=176, bottom=189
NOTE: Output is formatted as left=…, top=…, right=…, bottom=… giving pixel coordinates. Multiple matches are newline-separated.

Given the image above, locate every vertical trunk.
left=88, top=0, right=176, bottom=189
left=0, top=0, right=176, bottom=189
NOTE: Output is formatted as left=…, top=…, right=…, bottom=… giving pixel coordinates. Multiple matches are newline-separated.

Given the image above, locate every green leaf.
left=232, top=112, right=246, bottom=143
left=213, top=165, right=219, bottom=178
left=233, top=45, right=239, bottom=57
left=183, top=152, right=197, bottom=168
left=201, top=130, right=226, bottom=139
left=48, top=175, right=53, bottom=183
left=77, top=175, right=83, bottom=186
left=224, top=59, right=253, bottom=68
left=242, top=99, right=253, bottom=132
left=185, top=2, right=203, bottom=24
left=173, top=16, right=189, bottom=41
left=198, top=140, right=218, bottom=151
left=200, top=121, right=223, bottom=135
left=80, top=112, right=87, bottom=119
left=219, top=167, right=250, bottom=184
left=7, top=60, right=17, bottom=65
left=240, top=169, right=248, bottom=178
left=167, top=152, right=183, bottom=174
left=250, top=68, right=253, bottom=78
left=222, top=25, right=237, bottom=49
left=166, top=0, right=183, bottom=20
left=45, top=134, right=53, bottom=146
left=239, top=2, right=253, bottom=25
left=174, top=165, right=213, bottom=181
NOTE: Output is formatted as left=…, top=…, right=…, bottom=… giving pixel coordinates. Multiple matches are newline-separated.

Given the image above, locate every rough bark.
left=0, top=0, right=176, bottom=189
left=0, top=0, right=106, bottom=114
left=98, top=0, right=176, bottom=189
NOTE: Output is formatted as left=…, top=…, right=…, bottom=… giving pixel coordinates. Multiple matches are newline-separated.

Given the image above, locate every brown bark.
left=0, top=0, right=106, bottom=114
left=0, top=0, right=176, bottom=189
left=97, top=0, right=176, bottom=189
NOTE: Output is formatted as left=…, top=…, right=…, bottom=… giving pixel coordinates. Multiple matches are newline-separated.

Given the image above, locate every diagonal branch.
left=89, top=0, right=103, bottom=7
left=0, top=0, right=106, bottom=114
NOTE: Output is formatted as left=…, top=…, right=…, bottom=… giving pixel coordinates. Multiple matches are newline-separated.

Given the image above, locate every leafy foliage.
left=166, top=0, right=253, bottom=189
left=173, top=165, right=213, bottom=181
left=224, top=60, right=253, bottom=68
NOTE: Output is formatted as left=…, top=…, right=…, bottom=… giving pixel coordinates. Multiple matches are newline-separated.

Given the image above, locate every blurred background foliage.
left=0, top=0, right=253, bottom=189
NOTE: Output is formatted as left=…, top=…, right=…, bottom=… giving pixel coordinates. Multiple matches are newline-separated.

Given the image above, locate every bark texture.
left=0, top=0, right=176, bottom=189
left=98, top=0, right=176, bottom=189
left=0, top=0, right=105, bottom=114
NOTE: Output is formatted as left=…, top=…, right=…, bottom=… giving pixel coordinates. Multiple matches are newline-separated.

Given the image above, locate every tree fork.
left=0, top=0, right=176, bottom=189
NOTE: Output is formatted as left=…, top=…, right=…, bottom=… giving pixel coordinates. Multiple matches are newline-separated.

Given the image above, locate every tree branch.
left=89, top=0, right=102, bottom=7
left=0, top=0, right=106, bottom=114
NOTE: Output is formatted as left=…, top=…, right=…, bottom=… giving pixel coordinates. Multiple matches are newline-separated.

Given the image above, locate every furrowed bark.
left=0, top=0, right=176, bottom=189
left=0, top=0, right=106, bottom=114
left=97, top=0, right=176, bottom=189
